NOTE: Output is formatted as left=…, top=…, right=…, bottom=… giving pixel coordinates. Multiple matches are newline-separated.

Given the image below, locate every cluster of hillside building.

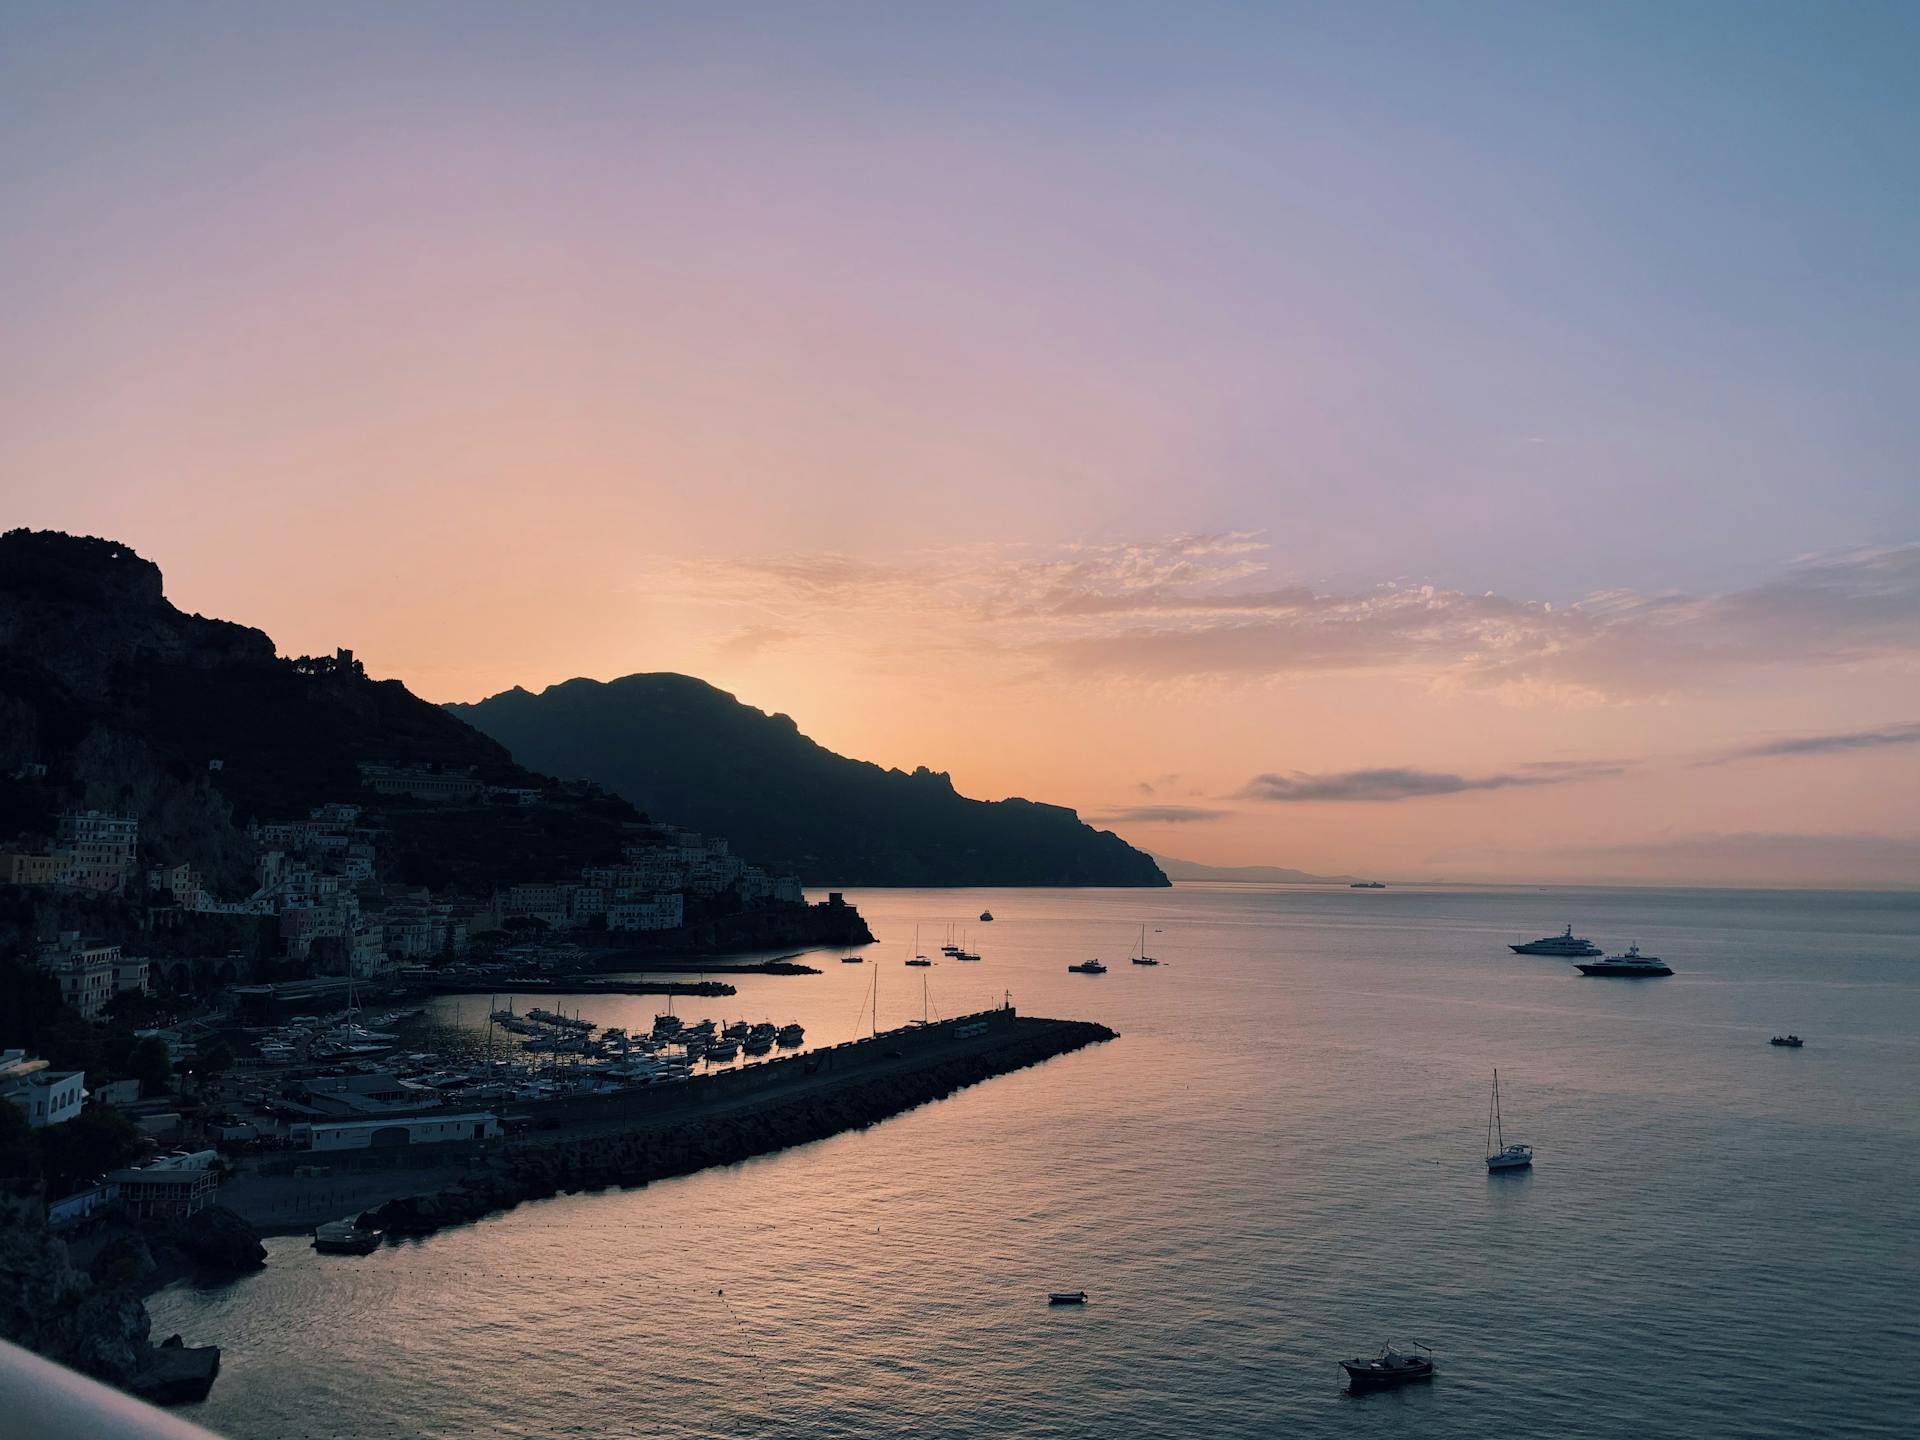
left=6, top=771, right=808, bottom=1007
left=498, top=826, right=803, bottom=933
left=0, top=808, right=141, bottom=894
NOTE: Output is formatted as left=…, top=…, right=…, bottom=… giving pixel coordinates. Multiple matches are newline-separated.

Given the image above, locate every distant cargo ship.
left=1349, top=881, right=1386, bottom=889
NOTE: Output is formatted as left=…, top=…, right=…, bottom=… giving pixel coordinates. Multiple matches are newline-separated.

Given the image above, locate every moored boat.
left=1484, top=1069, right=1533, bottom=1171
left=1510, top=924, right=1603, bottom=957
left=1340, top=1342, right=1433, bottom=1386
left=1048, top=1291, right=1087, bottom=1305
left=1068, top=959, right=1107, bottom=974
left=1575, top=943, right=1673, bottom=977
left=1130, top=923, right=1159, bottom=965
left=312, top=1219, right=381, bottom=1255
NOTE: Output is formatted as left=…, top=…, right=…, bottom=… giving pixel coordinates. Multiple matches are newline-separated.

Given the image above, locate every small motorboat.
left=312, top=1219, right=381, bottom=1255
left=1340, top=1341, right=1433, bottom=1387
left=979, top=911, right=994, bottom=922
left=1770, top=1034, right=1804, bottom=1047
left=1048, top=1291, right=1088, bottom=1305
left=1068, top=959, right=1107, bottom=974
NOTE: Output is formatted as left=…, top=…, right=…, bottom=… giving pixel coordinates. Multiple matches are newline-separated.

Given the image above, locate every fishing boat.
left=1340, top=1342, right=1433, bottom=1387
left=1068, top=958, right=1107, bottom=974
left=1130, top=924, right=1159, bottom=965
left=1485, top=1069, right=1533, bottom=1171
left=1770, top=1034, right=1804, bottom=1048
left=1048, top=1291, right=1088, bottom=1305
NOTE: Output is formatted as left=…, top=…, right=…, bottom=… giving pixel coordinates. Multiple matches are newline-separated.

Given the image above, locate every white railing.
left=0, top=1338, right=225, bottom=1439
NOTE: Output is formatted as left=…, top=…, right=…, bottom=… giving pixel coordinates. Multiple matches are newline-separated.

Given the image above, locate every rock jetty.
left=365, top=1016, right=1114, bottom=1237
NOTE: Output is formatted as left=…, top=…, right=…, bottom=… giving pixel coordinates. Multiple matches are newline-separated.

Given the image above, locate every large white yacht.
left=1576, top=943, right=1673, bottom=977
left=1510, top=924, right=1602, bottom=957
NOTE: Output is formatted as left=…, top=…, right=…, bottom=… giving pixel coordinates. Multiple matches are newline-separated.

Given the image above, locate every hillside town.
left=5, top=764, right=807, bottom=1003
left=0, top=754, right=832, bottom=1303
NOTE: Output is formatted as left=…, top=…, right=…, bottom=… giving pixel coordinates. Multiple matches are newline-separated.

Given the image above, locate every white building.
left=108, top=1151, right=218, bottom=1219
left=0, top=1050, right=86, bottom=1128
left=304, top=1113, right=500, bottom=1152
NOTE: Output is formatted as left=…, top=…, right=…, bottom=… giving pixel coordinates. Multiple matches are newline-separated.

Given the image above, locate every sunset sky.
left=5, top=3, right=1918, bottom=884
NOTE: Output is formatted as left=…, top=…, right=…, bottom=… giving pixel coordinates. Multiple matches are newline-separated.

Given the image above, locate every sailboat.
left=1485, top=1069, right=1534, bottom=1171
left=905, top=923, right=933, bottom=966
left=1130, top=924, right=1160, bottom=965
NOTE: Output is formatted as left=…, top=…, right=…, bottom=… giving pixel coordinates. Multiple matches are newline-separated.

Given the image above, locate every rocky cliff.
left=0, top=529, right=646, bottom=902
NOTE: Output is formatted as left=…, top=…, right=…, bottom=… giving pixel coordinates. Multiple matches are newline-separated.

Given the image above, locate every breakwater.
left=362, top=1013, right=1114, bottom=1238
left=405, top=975, right=743, bottom=998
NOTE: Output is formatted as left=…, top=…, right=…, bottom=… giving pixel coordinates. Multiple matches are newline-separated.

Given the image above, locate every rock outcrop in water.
left=0, top=1184, right=231, bottom=1404
left=364, top=1018, right=1116, bottom=1237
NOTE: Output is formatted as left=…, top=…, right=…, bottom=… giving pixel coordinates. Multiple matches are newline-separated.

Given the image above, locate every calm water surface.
left=152, top=884, right=1920, bottom=1439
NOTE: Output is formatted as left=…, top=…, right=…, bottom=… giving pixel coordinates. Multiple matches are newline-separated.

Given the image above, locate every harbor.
left=218, top=1003, right=1111, bottom=1238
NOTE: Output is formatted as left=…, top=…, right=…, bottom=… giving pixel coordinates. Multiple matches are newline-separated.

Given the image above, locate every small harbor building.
left=108, top=1151, right=220, bottom=1220
left=301, top=1113, right=501, bottom=1152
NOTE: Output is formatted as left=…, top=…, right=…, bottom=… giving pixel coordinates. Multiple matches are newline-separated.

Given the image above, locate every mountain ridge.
left=449, top=674, right=1169, bottom=888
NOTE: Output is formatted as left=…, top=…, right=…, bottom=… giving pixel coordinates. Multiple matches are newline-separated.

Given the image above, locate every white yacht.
left=1510, top=924, right=1602, bottom=957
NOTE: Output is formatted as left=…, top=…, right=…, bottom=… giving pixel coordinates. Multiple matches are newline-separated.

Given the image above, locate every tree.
left=186, top=1039, right=235, bottom=1078
left=0, top=1097, right=40, bottom=1187
left=37, top=1106, right=144, bottom=1195
left=128, top=1036, right=173, bottom=1098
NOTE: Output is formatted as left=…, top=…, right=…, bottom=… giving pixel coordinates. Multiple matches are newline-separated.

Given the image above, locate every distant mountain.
left=449, top=675, right=1169, bottom=888
left=1149, top=852, right=1354, bottom=884
left=0, top=530, right=643, bottom=896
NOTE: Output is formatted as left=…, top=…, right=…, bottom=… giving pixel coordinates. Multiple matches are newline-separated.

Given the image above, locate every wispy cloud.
left=1238, top=761, right=1621, bottom=803
left=652, top=537, right=1920, bottom=703
left=715, top=625, right=798, bottom=661
left=1088, top=804, right=1229, bottom=823
left=1702, top=721, right=1920, bottom=765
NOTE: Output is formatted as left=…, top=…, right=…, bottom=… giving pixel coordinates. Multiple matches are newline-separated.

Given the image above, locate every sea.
left=150, top=883, right=1920, bottom=1439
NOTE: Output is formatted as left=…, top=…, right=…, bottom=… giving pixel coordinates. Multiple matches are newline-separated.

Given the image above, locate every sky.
left=4, top=2, right=1918, bottom=885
